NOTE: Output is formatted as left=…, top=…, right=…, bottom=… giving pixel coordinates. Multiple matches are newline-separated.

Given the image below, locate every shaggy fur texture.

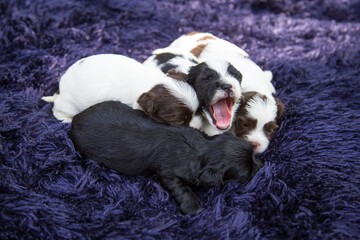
left=1, top=0, right=359, bottom=239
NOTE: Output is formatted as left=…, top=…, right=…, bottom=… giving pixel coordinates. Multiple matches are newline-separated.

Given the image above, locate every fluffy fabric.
left=1, top=0, right=359, bottom=239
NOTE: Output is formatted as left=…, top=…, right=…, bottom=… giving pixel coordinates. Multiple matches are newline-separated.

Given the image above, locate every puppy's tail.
left=42, top=92, right=59, bottom=103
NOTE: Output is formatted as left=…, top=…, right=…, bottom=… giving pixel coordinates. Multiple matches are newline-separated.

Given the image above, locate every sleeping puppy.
left=70, top=101, right=263, bottom=215
left=233, top=92, right=285, bottom=154
left=42, top=54, right=201, bottom=128
left=144, top=51, right=243, bottom=136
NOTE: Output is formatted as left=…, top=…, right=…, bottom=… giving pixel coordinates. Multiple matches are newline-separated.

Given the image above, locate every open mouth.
left=209, top=97, right=234, bottom=130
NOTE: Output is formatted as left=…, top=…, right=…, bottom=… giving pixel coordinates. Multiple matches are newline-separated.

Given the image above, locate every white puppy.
left=42, top=54, right=202, bottom=129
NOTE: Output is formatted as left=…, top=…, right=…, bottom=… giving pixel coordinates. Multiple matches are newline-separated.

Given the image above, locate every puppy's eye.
left=239, top=122, right=249, bottom=128
left=206, top=75, right=213, bottom=81
left=266, top=128, right=274, bottom=133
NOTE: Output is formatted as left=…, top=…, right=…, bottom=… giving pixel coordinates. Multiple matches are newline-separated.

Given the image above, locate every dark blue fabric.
left=1, top=0, right=359, bottom=239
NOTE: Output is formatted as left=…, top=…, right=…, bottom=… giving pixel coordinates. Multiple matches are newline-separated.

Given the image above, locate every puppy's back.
left=70, top=101, right=205, bottom=175
left=70, top=101, right=158, bottom=174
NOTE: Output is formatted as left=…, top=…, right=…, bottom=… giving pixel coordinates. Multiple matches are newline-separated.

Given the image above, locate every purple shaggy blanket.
left=1, top=0, right=360, bottom=239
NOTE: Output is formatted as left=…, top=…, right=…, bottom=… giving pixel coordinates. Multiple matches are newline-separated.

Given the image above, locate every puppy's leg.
left=160, top=175, right=202, bottom=214
left=199, top=170, right=224, bottom=187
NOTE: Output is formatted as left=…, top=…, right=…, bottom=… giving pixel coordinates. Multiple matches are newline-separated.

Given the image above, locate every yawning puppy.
left=70, top=101, right=263, bottom=214
left=42, top=54, right=201, bottom=128
left=186, top=60, right=243, bottom=136
left=233, top=92, right=285, bottom=154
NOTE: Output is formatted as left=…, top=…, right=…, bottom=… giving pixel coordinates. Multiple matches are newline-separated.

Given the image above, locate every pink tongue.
left=211, top=99, right=232, bottom=130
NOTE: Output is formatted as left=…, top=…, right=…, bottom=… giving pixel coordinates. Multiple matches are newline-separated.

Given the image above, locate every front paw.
left=180, top=200, right=202, bottom=215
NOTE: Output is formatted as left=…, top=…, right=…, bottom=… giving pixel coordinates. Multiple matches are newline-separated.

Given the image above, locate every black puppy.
left=70, top=101, right=263, bottom=214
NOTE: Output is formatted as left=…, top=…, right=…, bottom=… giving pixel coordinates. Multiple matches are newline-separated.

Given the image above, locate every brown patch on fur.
left=263, top=121, right=279, bottom=140
left=185, top=31, right=200, bottom=36
left=137, top=84, right=193, bottom=127
left=275, top=98, right=285, bottom=122
left=166, top=68, right=187, bottom=82
left=190, top=44, right=207, bottom=58
left=234, top=116, right=257, bottom=138
left=233, top=92, right=258, bottom=138
left=197, top=35, right=216, bottom=42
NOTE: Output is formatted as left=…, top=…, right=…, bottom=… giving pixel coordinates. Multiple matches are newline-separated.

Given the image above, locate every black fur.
left=70, top=101, right=263, bottom=214
left=227, top=64, right=243, bottom=84
left=186, top=62, right=222, bottom=107
left=154, top=53, right=198, bottom=74
left=154, top=52, right=179, bottom=65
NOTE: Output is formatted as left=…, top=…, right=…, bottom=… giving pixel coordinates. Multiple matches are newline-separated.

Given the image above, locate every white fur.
left=167, top=32, right=249, bottom=59
left=163, top=32, right=276, bottom=97
left=42, top=54, right=200, bottom=128
left=244, top=95, right=277, bottom=154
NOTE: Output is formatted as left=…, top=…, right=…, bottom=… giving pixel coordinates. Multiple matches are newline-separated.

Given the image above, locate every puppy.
left=144, top=51, right=243, bottom=136
left=232, top=92, right=285, bottom=154
left=70, top=101, right=263, bottom=215
left=42, top=54, right=201, bottom=128
left=163, top=31, right=276, bottom=97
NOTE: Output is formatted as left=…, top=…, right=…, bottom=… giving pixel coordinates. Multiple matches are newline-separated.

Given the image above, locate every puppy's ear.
left=137, top=92, right=157, bottom=115
left=275, top=98, right=285, bottom=122
left=186, top=62, right=207, bottom=85
left=263, top=70, right=273, bottom=82
left=240, top=91, right=257, bottom=106
left=166, top=68, right=187, bottom=82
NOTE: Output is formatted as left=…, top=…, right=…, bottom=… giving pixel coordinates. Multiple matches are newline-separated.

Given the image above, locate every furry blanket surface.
left=1, top=0, right=360, bottom=239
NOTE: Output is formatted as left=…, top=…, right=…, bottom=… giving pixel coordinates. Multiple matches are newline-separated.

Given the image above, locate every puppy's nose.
left=221, top=84, right=232, bottom=92
left=250, top=141, right=260, bottom=150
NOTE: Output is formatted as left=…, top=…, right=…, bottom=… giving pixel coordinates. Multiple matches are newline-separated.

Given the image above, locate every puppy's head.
left=233, top=91, right=285, bottom=154
left=186, top=60, right=242, bottom=132
left=137, top=84, right=201, bottom=128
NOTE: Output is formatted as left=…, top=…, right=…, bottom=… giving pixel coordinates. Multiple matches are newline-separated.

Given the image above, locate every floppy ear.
left=166, top=68, right=187, bottom=82
left=240, top=91, right=257, bottom=105
left=186, top=62, right=206, bottom=85
left=137, top=92, right=157, bottom=115
left=263, top=70, right=273, bottom=82
left=275, top=98, right=285, bottom=122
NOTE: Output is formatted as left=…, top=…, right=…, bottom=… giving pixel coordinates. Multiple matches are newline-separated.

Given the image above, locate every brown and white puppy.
left=232, top=92, right=285, bottom=154
left=159, top=31, right=276, bottom=98
left=42, top=54, right=202, bottom=129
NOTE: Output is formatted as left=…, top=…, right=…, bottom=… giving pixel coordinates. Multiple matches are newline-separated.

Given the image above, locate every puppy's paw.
left=180, top=200, right=202, bottom=215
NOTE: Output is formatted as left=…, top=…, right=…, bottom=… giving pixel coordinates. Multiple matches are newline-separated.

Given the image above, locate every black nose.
left=221, top=84, right=232, bottom=92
